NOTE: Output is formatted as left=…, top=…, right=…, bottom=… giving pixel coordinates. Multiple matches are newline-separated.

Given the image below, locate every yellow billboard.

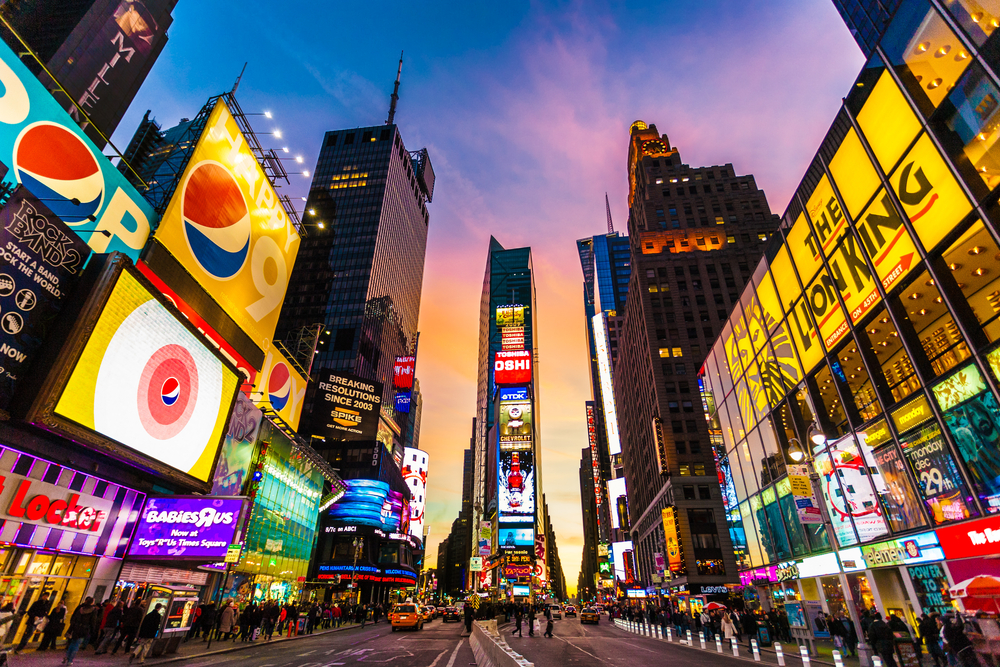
left=152, top=99, right=301, bottom=354
left=787, top=212, right=823, bottom=287
left=661, top=507, right=684, bottom=573
left=803, top=174, right=846, bottom=259
left=250, top=343, right=307, bottom=432
left=829, top=128, right=880, bottom=219
left=856, top=70, right=921, bottom=172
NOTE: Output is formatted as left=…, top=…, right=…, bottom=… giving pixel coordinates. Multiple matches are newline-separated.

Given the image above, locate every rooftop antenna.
left=386, top=51, right=403, bottom=125
left=605, top=192, right=614, bottom=234
left=231, top=62, right=247, bottom=95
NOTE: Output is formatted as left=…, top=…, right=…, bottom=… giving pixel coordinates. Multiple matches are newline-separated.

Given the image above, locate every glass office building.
left=700, top=0, right=1000, bottom=624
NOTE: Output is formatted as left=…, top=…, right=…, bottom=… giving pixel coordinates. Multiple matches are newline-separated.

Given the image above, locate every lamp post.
left=788, top=428, right=872, bottom=667
left=352, top=537, right=364, bottom=606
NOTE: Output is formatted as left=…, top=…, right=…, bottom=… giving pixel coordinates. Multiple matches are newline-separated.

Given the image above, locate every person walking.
left=943, top=613, right=978, bottom=667
left=37, top=597, right=66, bottom=651
left=64, top=596, right=100, bottom=665
left=95, top=600, right=125, bottom=654
left=332, top=604, right=342, bottom=628
left=527, top=605, right=536, bottom=637
left=722, top=611, right=737, bottom=642
left=218, top=602, right=236, bottom=640
left=129, top=603, right=163, bottom=665
left=920, top=613, right=946, bottom=667
left=113, top=600, right=145, bottom=655
left=512, top=606, right=523, bottom=637
left=286, top=602, right=300, bottom=637
left=463, top=603, right=474, bottom=635
left=543, top=606, right=554, bottom=638
left=868, top=613, right=898, bottom=667
left=15, top=590, right=51, bottom=653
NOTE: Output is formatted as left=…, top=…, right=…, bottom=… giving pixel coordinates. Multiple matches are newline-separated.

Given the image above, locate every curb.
left=148, top=622, right=363, bottom=664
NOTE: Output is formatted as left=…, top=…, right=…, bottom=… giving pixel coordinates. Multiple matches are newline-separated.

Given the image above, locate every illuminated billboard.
left=395, top=391, right=411, bottom=413
left=402, top=447, right=428, bottom=539
left=393, top=356, right=415, bottom=390
left=0, top=188, right=91, bottom=410
left=501, top=326, right=525, bottom=350
left=327, top=479, right=403, bottom=531
left=593, top=313, right=622, bottom=455
left=499, top=387, right=532, bottom=451
left=0, top=38, right=156, bottom=260
left=148, top=99, right=301, bottom=355
left=812, top=435, right=890, bottom=546
left=128, top=496, right=247, bottom=560
left=499, top=449, right=535, bottom=520
left=662, top=506, right=685, bottom=573
left=611, top=540, right=633, bottom=581
left=585, top=403, right=603, bottom=506
left=496, top=304, right=525, bottom=327
left=32, top=260, right=239, bottom=485
left=499, top=526, right=534, bottom=549
left=211, top=392, right=263, bottom=496
left=494, top=350, right=532, bottom=385
left=607, top=477, right=628, bottom=530
left=249, top=344, right=306, bottom=432
left=314, top=369, right=383, bottom=441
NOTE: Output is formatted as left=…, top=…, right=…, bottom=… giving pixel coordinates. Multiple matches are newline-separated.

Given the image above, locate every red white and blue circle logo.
left=267, top=362, right=291, bottom=411
left=181, top=161, right=251, bottom=280
left=13, top=121, right=103, bottom=224
left=161, top=378, right=180, bottom=406
left=137, top=344, right=198, bottom=440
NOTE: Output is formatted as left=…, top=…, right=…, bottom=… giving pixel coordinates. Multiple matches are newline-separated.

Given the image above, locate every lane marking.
left=426, top=648, right=448, bottom=667
left=299, top=650, right=317, bottom=656
left=445, top=639, right=464, bottom=667
left=555, top=636, right=601, bottom=660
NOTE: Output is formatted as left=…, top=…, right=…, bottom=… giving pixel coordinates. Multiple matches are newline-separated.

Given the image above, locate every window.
left=675, top=267, right=686, bottom=277
left=683, top=486, right=696, bottom=500
left=658, top=268, right=668, bottom=278
left=672, top=347, right=683, bottom=357
left=758, top=233, right=768, bottom=241
left=345, top=133, right=355, bottom=144
left=682, top=401, right=694, bottom=412
left=679, top=381, right=691, bottom=393
left=684, top=312, right=695, bottom=323
left=662, top=363, right=672, bottom=376
left=692, top=279, right=702, bottom=289
left=646, top=269, right=656, bottom=279
left=688, top=440, right=701, bottom=454
left=727, top=235, right=736, bottom=244
left=703, top=327, right=714, bottom=338
left=898, top=270, right=970, bottom=378
left=678, top=280, right=687, bottom=290
left=669, top=401, right=680, bottom=413
left=695, top=295, right=706, bottom=305
left=687, top=328, right=697, bottom=339
left=658, top=348, right=671, bottom=358
left=657, top=329, right=667, bottom=340
left=665, top=382, right=677, bottom=393
left=942, top=221, right=1000, bottom=342
left=698, top=485, right=712, bottom=500
left=672, top=420, right=684, bottom=434
left=678, top=465, right=691, bottom=476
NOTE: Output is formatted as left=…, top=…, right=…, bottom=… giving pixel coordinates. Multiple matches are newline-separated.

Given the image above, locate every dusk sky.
left=111, top=0, right=866, bottom=594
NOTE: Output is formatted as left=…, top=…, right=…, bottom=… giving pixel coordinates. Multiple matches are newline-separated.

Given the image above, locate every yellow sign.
left=152, top=100, right=302, bottom=355
left=829, top=128, right=881, bottom=219
left=890, top=394, right=933, bottom=433
left=249, top=344, right=307, bottom=432
left=856, top=71, right=921, bottom=172
left=863, top=419, right=893, bottom=449
left=804, top=174, right=846, bottom=260
left=786, top=297, right=824, bottom=374
left=807, top=270, right=849, bottom=351
left=496, top=305, right=525, bottom=327
left=661, top=507, right=684, bottom=573
left=787, top=212, right=823, bottom=287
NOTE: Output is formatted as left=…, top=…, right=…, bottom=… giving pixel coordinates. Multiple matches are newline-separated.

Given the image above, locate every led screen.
left=49, top=266, right=239, bottom=483
left=328, top=479, right=403, bottom=531
left=611, top=540, right=633, bottom=581
left=211, top=392, right=263, bottom=496
left=494, top=350, right=531, bottom=385
left=511, top=584, right=530, bottom=597
left=607, top=477, right=627, bottom=530
left=499, top=526, right=534, bottom=549
left=128, top=495, right=246, bottom=560
left=249, top=343, right=306, bottom=432
left=314, top=369, right=383, bottom=441
left=499, top=387, right=532, bottom=451
left=496, top=305, right=525, bottom=327
left=593, top=313, right=622, bottom=455
left=402, top=447, right=427, bottom=538
left=394, top=356, right=415, bottom=390
left=498, top=449, right=535, bottom=520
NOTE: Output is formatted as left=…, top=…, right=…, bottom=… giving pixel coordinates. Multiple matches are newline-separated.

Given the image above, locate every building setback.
left=613, top=121, right=780, bottom=599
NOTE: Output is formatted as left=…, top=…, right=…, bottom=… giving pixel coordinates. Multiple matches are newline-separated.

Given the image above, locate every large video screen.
left=499, top=387, right=532, bottom=451
left=48, top=265, right=239, bottom=483
left=499, top=449, right=535, bottom=520
left=328, top=479, right=403, bottom=531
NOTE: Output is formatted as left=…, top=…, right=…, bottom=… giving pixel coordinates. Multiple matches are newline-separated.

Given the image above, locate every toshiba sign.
left=494, top=350, right=532, bottom=385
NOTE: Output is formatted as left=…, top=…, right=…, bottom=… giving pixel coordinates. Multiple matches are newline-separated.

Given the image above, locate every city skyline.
left=109, top=0, right=864, bottom=593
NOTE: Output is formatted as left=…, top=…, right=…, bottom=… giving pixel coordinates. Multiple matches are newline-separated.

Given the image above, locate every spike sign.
left=0, top=38, right=156, bottom=260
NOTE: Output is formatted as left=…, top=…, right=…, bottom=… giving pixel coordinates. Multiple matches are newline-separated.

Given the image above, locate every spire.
left=386, top=51, right=403, bottom=125
left=605, top=192, right=614, bottom=234
left=231, top=62, right=247, bottom=95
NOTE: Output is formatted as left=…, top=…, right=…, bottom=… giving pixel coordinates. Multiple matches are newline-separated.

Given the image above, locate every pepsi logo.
left=267, top=362, right=291, bottom=411
left=12, top=122, right=103, bottom=224
left=138, top=344, right=198, bottom=440
left=181, top=161, right=251, bottom=280
left=161, top=377, right=180, bottom=406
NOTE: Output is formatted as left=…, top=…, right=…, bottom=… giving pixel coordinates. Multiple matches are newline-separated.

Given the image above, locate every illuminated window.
left=944, top=0, right=1000, bottom=45
left=727, top=235, right=736, bottom=244
left=942, top=221, right=1000, bottom=342
left=678, top=465, right=691, bottom=476
left=835, top=343, right=882, bottom=422
left=693, top=464, right=706, bottom=476
left=897, top=269, right=971, bottom=377
left=672, top=347, right=683, bottom=357
left=935, top=63, right=1000, bottom=191
left=812, top=364, right=849, bottom=439
left=866, top=306, right=921, bottom=402
left=659, top=348, right=671, bottom=358
left=648, top=284, right=659, bottom=293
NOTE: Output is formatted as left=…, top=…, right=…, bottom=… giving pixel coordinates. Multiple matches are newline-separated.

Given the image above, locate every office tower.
left=831, top=0, right=901, bottom=56
left=578, top=446, right=599, bottom=601
left=277, top=123, right=434, bottom=463
left=1, top=0, right=178, bottom=145
left=403, top=378, right=423, bottom=450
left=613, top=121, right=780, bottom=597
left=438, top=444, right=475, bottom=596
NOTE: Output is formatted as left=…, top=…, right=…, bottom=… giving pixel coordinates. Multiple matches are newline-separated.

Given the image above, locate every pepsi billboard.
left=0, top=38, right=156, bottom=260
left=28, top=257, right=240, bottom=487
left=249, top=343, right=306, bottom=432
left=147, top=99, right=301, bottom=357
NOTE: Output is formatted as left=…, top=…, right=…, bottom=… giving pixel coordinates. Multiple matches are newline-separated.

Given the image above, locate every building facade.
left=613, top=121, right=780, bottom=606
left=832, top=0, right=902, bottom=57
left=701, top=0, right=1000, bottom=627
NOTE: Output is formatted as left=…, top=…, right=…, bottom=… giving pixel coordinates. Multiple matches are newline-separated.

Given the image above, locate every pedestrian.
left=287, top=602, right=300, bottom=637
left=544, top=606, right=554, bottom=638
left=943, top=613, right=978, bottom=667
left=37, top=596, right=66, bottom=651
left=14, top=590, right=51, bottom=653
left=463, top=603, right=474, bottom=635
left=512, top=607, right=523, bottom=637
left=64, top=596, right=100, bottom=666
left=527, top=605, right=536, bottom=637
left=829, top=613, right=847, bottom=653
left=113, top=600, right=145, bottom=654
left=129, top=602, right=163, bottom=664
left=95, top=599, right=125, bottom=654
left=265, top=603, right=279, bottom=640
left=920, top=613, right=946, bottom=667
left=868, top=613, right=898, bottom=667
left=722, top=611, right=737, bottom=641
left=333, top=604, right=342, bottom=628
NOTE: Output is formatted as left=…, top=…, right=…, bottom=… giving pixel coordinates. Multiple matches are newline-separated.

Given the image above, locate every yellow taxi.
left=421, top=605, right=434, bottom=622
left=580, top=608, right=600, bottom=624
left=390, top=603, right=423, bottom=631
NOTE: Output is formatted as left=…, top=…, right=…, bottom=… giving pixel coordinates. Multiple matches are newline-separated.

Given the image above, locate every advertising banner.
left=496, top=304, right=525, bottom=327
left=395, top=391, right=411, bottom=413
left=402, top=448, right=428, bottom=539
left=899, top=422, right=977, bottom=525
left=812, top=437, right=890, bottom=546
left=393, top=356, right=415, bottom=390
left=787, top=466, right=823, bottom=525
left=314, top=369, right=383, bottom=441
left=40, top=262, right=239, bottom=484
left=149, top=99, right=301, bottom=355
left=210, top=393, right=263, bottom=496
left=494, top=350, right=531, bottom=385
left=593, top=312, right=622, bottom=455
left=498, top=449, right=534, bottom=520
left=908, top=563, right=954, bottom=615
left=128, top=496, right=247, bottom=560
left=327, top=479, right=403, bottom=532
left=535, top=531, right=546, bottom=560
left=937, top=514, right=1000, bottom=559
left=662, top=506, right=685, bottom=573
left=249, top=344, right=306, bottom=432
left=501, top=326, right=524, bottom=350
left=499, top=387, right=532, bottom=451
left=585, top=403, right=603, bottom=506
left=871, top=444, right=927, bottom=532
left=0, top=187, right=90, bottom=410
left=607, top=477, right=627, bottom=529
left=499, top=526, right=533, bottom=549
left=479, top=520, right=492, bottom=556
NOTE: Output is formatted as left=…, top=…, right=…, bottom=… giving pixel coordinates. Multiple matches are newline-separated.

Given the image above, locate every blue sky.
left=113, top=0, right=865, bottom=593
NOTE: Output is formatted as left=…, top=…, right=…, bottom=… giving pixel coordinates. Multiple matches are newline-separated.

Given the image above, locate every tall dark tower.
left=831, top=0, right=901, bottom=56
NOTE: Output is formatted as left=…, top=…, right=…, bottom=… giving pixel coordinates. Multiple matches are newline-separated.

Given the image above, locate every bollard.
left=656, top=626, right=662, bottom=639
left=800, top=644, right=810, bottom=667
left=833, top=650, right=844, bottom=667
left=700, top=631, right=706, bottom=649
left=873, top=656, right=883, bottom=667
left=731, top=638, right=740, bottom=657
left=666, top=627, right=673, bottom=642
left=646, top=623, right=651, bottom=637
left=687, top=629, right=693, bottom=646
left=751, top=638, right=761, bottom=662
left=716, top=636, right=723, bottom=653
left=775, top=642, right=785, bottom=667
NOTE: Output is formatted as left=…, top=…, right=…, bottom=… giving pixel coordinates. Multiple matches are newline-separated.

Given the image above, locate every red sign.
left=394, top=356, right=416, bottom=390
left=494, top=350, right=532, bottom=385
left=501, top=327, right=525, bottom=351
left=504, top=564, right=532, bottom=578
left=2, top=476, right=108, bottom=533
left=937, top=515, right=1000, bottom=559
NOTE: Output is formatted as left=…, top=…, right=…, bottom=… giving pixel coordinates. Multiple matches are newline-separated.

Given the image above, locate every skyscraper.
left=613, top=121, right=780, bottom=597
left=831, top=0, right=901, bottom=56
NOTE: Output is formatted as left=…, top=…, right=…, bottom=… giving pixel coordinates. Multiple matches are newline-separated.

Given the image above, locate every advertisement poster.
left=812, top=438, right=890, bottom=545
left=0, top=187, right=90, bottom=409
left=211, top=393, right=263, bottom=496
left=499, top=387, right=532, bottom=451
left=393, top=356, right=415, bottom=390
left=499, top=526, right=533, bottom=549
left=327, top=479, right=403, bottom=531
left=496, top=305, right=525, bottom=327
left=479, top=520, right=492, bottom=556
left=907, top=563, right=953, bottom=615
left=662, top=506, right=685, bottom=573
left=128, top=496, right=246, bottom=560
left=494, top=350, right=532, bottom=385
left=50, top=267, right=239, bottom=483
left=788, top=465, right=823, bottom=525
left=314, top=369, right=383, bottom=441
left=871, top=444, right=927, bottom=532
left=498, top=450, right=535, bottom=519
left=250, top=344, right=306, bottom=432
left=899, top=422, right=978, bottom=525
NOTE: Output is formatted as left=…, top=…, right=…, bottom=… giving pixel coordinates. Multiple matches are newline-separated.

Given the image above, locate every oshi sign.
left=494, top=350, right=531, bottom=385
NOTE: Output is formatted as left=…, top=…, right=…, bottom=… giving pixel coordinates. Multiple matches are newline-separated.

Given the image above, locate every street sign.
left=225, top=544, right=242, bottom=563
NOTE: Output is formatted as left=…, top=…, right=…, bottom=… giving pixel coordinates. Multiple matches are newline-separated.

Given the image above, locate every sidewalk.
left=5, top=621, right=364, bottom=666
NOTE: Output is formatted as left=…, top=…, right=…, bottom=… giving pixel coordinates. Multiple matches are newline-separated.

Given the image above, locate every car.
left=564, top=605, right=577, bottom=618
left=442, top=606, right=461, bottom=622
left=548, top=604, right=562, bottom=620
left=390, top=603, right=423, bottom=631
left=421, top=606, right=434, bottom=621
left=580, top=608, right=599, bottom=624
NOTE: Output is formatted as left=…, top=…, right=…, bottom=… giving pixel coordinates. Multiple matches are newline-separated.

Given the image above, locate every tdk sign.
left=0, top=40, right=156, bottom=261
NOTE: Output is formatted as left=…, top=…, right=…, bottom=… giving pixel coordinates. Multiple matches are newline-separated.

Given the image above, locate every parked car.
left=390, top=603, right=423, bottom=631
left=548, top=604, right=562, bottom=620
left=580, top=608, right=599, bottom=624
left=564, top=605, right=577, bottom=617
left=442, top=606, right=461, bottom=622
